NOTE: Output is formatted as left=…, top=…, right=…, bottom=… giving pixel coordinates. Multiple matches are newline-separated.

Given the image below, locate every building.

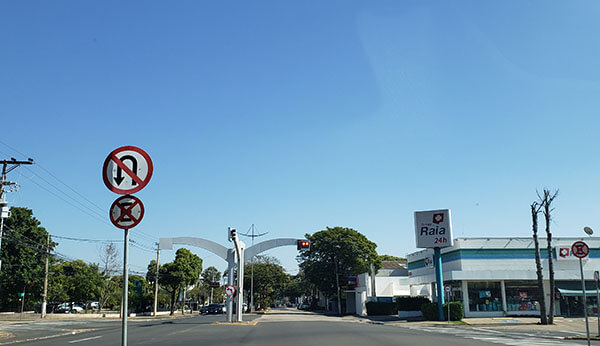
left=407, top=237, right=600, bottom=318
left=346, top=260, right=410, bottom=316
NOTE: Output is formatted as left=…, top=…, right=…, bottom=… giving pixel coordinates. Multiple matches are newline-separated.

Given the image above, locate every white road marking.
left=68, top=335, right=103, bottom=343
left=403, top=325, right=583, bottom=346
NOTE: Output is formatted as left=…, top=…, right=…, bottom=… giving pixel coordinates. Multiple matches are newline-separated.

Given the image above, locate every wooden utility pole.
left=41, top=233, right=50, bottom=318
left=153, top=244, right=160, bottom=317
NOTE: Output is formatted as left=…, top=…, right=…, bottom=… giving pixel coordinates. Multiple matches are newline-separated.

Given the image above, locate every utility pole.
left=153, top=243, right=160, bottom=317
left=41, top=233, right=50, bottom=318
left=0, top=158, right=34, bottom=273
left=240, top=224, right=267, bottom=312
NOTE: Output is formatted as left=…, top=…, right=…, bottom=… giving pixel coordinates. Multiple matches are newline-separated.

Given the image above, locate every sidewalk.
left=359, top=314, right=600, bottom=338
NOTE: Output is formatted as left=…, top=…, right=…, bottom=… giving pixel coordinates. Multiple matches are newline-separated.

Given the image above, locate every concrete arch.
left=244, top=238, right=298, bottom=262
left=159, top=237, right=229, bottom=260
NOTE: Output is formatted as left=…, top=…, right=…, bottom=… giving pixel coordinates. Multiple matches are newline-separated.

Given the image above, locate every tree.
left=98, top=243, right=119, bottom=312
left=57, top=260, right=103, bottom=307
left=298, top=226, right=380, bottom=315
left=540, top=189, right=558, bottom=324
left=243, top=256, right=289, bottom=310
left=201, top=266, right=221, bottom=304
left=531, top=201, right=547, bottom=325
left=158, top=248, right=202, bottom=315
left=0, top=207, right=57, bottom=311
left=378, top=254, right=406, bottom=262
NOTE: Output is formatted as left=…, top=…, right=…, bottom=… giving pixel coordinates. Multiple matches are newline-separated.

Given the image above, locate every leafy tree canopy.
left=378, top=254, right=406, bottom=262
left=298, top=226, right=380, bottom=298
left=0, top=207, right=56, bottom=310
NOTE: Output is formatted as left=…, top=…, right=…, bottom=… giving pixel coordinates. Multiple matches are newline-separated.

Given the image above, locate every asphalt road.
left=0, top=309, right=596, bottom=346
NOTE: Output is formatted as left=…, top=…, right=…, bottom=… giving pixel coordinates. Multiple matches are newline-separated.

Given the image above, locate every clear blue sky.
left=1, top=1, right=600, bottom=276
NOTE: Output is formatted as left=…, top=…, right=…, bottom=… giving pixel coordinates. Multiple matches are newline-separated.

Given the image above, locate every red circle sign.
left=225, top=285, right=236, bottom=297
left=571, top=241, right=590, bottom=259
left=109, top=195, right=145, bottom=229
left=103, top=146, right=153, bottom=195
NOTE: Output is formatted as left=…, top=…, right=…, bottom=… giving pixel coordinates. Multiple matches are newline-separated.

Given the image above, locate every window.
left=468, top=281, right=502, bottom=312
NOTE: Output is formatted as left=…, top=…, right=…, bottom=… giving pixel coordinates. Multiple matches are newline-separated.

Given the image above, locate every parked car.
left=200, top=304, right=225, bottom=314
left=56, top=303, right=84, bottom=313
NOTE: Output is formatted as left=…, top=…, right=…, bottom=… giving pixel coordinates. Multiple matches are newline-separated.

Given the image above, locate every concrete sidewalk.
left=359, top=315, right=600, bottom=338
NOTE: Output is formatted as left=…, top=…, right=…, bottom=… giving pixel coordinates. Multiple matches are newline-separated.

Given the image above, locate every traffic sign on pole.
left=572, top=241, right=590, bottom=259
left=110, top=195, right=145, bottom=229
left=225, top=285, right=236, bottom=297
left=103, top=146, right=153, bottom=195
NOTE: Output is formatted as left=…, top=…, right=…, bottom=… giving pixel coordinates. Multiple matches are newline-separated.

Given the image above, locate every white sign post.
left=572, top=241, right=590, bottom=346
left=414, top=209, right=453, bottom=322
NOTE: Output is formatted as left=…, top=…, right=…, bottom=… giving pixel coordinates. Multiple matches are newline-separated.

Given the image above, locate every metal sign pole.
left=122, top=228, right=130, bottom=346
left=434, top=247, right=445, bottom=321
left=595, top=271, right=600, bottom=337
left=579, top=257, right=590, bottom=346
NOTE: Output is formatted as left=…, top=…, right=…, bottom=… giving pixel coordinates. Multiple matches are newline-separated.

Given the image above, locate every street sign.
left=445, top=285, right=451, bottom=294
left=110, top=195, right=145, bottom=229
left=103, top=146, right=153, bottom=195
left=414, top=209, right=453, bottom=248
left=594, top=270, right=599, bottom=283
left=571, top=241, right=590, bottom=259
left=225, top=285, right=236, bottom=297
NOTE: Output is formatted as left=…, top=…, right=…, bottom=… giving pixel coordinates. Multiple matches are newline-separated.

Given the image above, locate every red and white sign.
left=103, top=146, right=153, bottom=195
left=414, top=209, right=453, bottom=248
left=109, top=195, right=145, bottom=229
left=225, top=285, right=236, bottom=297
left=571, top=241, right=590, bottom=259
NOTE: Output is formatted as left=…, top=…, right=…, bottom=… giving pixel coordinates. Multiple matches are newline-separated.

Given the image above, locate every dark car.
left=200, top=304, right=225, bottom=314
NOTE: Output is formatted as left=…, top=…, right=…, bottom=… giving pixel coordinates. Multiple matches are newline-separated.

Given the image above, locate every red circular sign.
left=225, top=285, right=236, bottom=297
left=571, top=241, right=590, bottom=259
left=103, top=146, right=153, bottom=195
left=109, top=195, right=145, bottom=229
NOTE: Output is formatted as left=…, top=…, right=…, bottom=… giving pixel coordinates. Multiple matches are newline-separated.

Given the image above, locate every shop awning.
left=557, top=288, right=600, bottom=297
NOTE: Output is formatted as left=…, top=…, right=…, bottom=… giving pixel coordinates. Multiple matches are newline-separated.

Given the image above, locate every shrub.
left=444, top=301, right=464, bottom=321
left=421, top=301, right=464, bottom=321
left=421, top=302, right=439, bottom=320
left=366, top=302, right=398, bottom=316
left=396, top=296, right=431, bottom=311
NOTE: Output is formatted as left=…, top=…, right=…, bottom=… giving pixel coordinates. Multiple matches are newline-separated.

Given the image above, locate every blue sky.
left=1, top=1, right=600, bottom=276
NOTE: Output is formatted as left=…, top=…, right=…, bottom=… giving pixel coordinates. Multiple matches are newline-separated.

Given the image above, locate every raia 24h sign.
left=414, top=209, right=453, bottom=248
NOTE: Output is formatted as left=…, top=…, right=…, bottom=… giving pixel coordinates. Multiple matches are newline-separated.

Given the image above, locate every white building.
left=346, top=260, right=410, bottom=316
left=407, top=237, right=600, bottom=318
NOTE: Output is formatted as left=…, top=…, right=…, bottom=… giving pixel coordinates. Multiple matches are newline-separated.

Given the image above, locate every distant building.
left=346, top=260, right=410, bottom=316
left=407, top=237, right=600, bottom=318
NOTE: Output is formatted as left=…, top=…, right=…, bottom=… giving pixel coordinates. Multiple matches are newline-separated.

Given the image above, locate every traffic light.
left=297, top=239, right=310, bottom=250
left=228, top=227, right=237, bottom=242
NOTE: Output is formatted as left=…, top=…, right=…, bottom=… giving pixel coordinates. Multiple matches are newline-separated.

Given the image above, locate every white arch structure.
left=158, top=236, right=299, bottom=322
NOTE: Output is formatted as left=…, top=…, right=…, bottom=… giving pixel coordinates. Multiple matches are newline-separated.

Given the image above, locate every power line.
left=16, top=171, right=112, bottom=227
left=51, top=235, right=120, bottom=243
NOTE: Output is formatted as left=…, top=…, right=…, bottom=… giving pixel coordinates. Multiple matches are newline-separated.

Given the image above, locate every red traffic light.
left=297, top=240, right=310, bottom=250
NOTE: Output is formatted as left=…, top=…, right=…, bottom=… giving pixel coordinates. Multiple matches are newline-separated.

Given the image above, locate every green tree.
left=57, top=260, right=103, bottom=306
left=298, top=226, right=380, bottom=315
left=378, top=254, right=406, bottom=262
left=0, top=207, right=57, bottom=311
left=202, top=266, right=221, bottom=284
left=158, top=248, right=202, bottom=315
left=244, top=256, right=289, bottom=310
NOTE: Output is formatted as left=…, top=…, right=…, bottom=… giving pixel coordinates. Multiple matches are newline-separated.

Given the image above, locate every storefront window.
left=468, top=281, right=502, bottom=312
left=505, top=281, right=540, bottom=312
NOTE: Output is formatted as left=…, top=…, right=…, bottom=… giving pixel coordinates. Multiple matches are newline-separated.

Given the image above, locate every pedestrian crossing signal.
left=297, top=240, right=310, bottom=250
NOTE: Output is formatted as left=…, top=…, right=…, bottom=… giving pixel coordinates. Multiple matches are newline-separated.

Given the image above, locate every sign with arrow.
left=103, top=146, right=153, bottom=195
left=109, top=195, right=145, bottom=229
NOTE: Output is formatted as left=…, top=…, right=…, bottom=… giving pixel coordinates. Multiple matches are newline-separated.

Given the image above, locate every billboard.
left=414, top=209, right=453, bottom=248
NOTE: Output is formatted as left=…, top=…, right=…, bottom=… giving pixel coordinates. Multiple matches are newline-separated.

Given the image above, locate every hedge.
left=396, top=296, right=431, bottom=311
left=421, top=301, right=464, bottom=321
left=366, top=302, right=398, bottom=316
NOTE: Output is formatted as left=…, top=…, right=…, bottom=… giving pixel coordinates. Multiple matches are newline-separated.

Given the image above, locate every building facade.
left=407, top=237, right=600, bottom=318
